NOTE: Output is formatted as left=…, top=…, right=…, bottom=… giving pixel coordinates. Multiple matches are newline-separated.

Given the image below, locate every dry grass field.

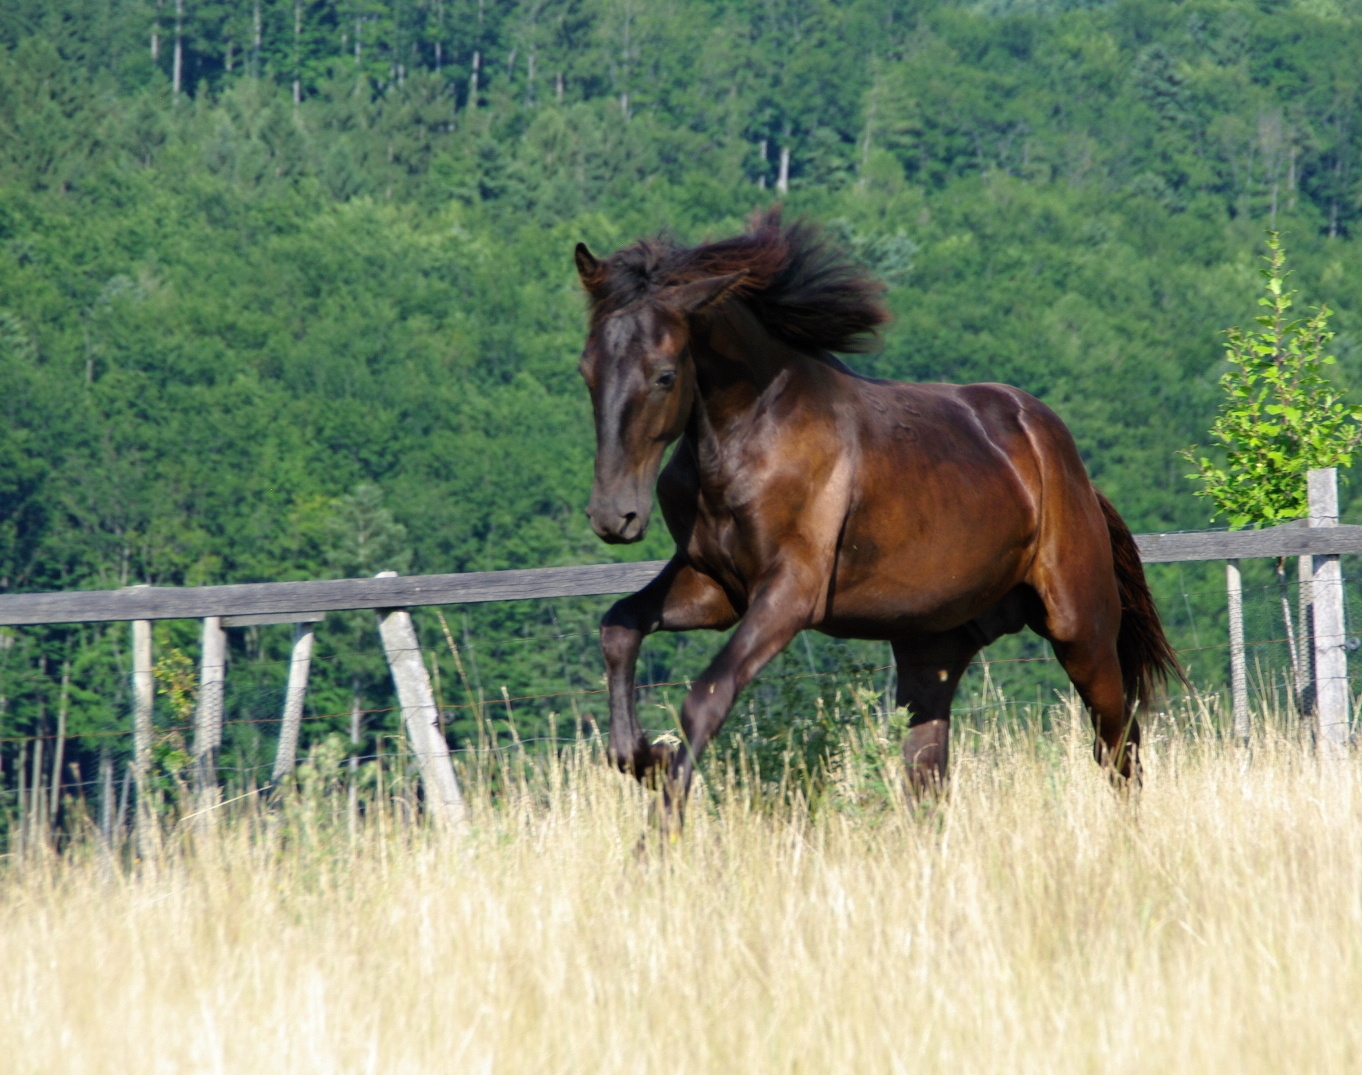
left=3, top=698, right=1362, bottom=1074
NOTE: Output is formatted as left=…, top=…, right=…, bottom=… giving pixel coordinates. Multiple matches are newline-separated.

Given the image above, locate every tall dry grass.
left=3, top=697, right=1362, bottom=1074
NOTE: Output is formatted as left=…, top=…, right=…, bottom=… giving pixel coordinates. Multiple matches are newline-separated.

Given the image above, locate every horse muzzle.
left=587, top=499, right=650, bottom=544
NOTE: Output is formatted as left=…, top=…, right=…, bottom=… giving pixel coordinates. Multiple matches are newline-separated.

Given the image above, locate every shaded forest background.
left=2, top=0, right=1362, bottom=788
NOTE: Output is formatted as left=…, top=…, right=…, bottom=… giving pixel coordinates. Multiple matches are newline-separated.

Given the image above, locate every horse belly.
left=821, top=491, right=1035, bottom=637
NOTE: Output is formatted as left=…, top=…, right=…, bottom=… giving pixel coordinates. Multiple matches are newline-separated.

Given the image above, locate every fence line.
left=3, top=520, right=1362, bottom=628
left=2, top=495, right=1360, bottom=837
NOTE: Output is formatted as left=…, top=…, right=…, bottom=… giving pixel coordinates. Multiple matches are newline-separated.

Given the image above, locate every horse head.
left=574, top=241, right=743, bottom=544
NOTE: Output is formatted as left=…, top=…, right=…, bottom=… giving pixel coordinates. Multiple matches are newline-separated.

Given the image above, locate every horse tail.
left=1096, top=490, right=1185, bottom=711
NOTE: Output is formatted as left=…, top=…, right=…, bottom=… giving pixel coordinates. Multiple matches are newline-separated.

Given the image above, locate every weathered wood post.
left=270, top=622, right=316, bottom=783
left=374, top=572, right=465, bottom=830
left=131, top=616, right=154, bottom=786
left=194, top=615, right=226, bottom=791
left=348, top=685, right=361, bottom=824
left=1298, top=552, right=1315, bottom=716
left=49, top=661, right=69, bottom=823
left=1226, top=559, right=1250, bottom=739
left=130, top=613, right=154, bottom=848
left=98, top=748, right=114, bottom=846
left=1309, top=468, right=1349, bottom=752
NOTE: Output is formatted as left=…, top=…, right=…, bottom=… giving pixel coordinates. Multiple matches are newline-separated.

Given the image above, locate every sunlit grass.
left=2, top=693, right=1360, bottom=1073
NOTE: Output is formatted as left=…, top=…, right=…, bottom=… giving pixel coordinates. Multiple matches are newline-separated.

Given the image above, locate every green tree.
left=322, top=484, right=412, bottom=578
left=1183, top=232, right=1362, bottom=528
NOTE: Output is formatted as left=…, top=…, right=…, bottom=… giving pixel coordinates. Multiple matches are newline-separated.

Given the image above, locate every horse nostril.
left=586, top=504, right=644, bottom=543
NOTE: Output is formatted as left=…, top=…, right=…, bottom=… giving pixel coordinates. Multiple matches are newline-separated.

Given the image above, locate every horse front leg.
left=664, top=572, right=819, bottom=823
left=601, top=558, right=738, bottom=780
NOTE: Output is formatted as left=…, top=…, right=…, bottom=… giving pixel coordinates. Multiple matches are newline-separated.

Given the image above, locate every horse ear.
left=575, top=242, right=605, bottom=292
left=660, top=272, right=747, bottom=315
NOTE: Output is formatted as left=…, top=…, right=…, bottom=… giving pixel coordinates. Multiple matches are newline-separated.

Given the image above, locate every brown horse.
left=574, top=209, right=1179, bottom=811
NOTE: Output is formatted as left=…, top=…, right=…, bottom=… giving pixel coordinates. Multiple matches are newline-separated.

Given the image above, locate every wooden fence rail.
left=0, top=562, right=667, bottom=626
left=3, top=522, right=1362, bottom=627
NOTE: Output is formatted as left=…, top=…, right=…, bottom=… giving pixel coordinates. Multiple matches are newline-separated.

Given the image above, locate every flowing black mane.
left=582, top=208, right=890, bottom=354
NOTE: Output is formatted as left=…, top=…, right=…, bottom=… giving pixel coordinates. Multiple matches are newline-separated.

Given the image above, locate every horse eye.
left=656, top=370, right=677, bottom=389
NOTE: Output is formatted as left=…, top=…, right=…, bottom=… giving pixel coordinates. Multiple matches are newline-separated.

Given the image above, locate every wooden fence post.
left=270, top=623, right=316, bottom=784
left=194, top=615, right=226, bottom=790
left=1226, top=559, right=1250, bottom=739
left=1299, top=553, right=1315, bottom=716
left=131, top=617, right=154, bottom=786
left=49, top=661, right=69, bottom=823
left=98, top=747, right=114, bottom=845
left=130, top=615, right=154, bottom=849
left=1309, top=468, right=1349, bottom=752
left=374, top=572, right=465, bottom=830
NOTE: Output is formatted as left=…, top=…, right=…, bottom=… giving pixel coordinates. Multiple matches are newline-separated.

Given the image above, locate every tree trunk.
left=1276, top=558, right=1303, bottom=714
left=860, top=91, right=877, bottom=185
left=173, top=0, right=184, bottom=97
left=1288, top=144, right=1298, bottom=210
left=293, top=0, right=302, bottom=104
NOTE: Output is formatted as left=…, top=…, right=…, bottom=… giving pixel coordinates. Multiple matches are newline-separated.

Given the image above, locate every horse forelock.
left=587, top=214, right=890, bottom=356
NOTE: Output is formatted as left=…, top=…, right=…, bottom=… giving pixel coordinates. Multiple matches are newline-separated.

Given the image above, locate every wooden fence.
left=4, top=468, right=1360, bottom=826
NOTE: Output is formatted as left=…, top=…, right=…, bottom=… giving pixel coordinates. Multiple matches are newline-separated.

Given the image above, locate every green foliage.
left=153, top=647, right=198, bottom=723
left=320, top=484, right=412, bottom=579
left=1184, top=233, right=1362, bottom=527
left=1, top=0, right=1362, bottom=796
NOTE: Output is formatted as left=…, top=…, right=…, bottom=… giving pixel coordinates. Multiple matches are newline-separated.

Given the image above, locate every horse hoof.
left=608, top=741, right=653, bottom=779
left=649, top=738, right=676, bottom=768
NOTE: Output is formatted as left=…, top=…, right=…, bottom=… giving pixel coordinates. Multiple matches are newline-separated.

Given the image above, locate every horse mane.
left=582, top=207, right=890, bottom=355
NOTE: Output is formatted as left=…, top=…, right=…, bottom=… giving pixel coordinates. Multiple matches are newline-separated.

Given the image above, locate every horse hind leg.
left=892, top=627, right=983, bottom=796
left=893, top=590, right=1035, bottom=795
left=1026, top=577, right=1140, bottom=783
left=1054, top=637, right=1139, bottom=782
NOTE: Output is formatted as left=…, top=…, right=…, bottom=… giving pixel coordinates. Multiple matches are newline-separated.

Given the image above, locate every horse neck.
left=687, top=305, right=809, bottom=439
